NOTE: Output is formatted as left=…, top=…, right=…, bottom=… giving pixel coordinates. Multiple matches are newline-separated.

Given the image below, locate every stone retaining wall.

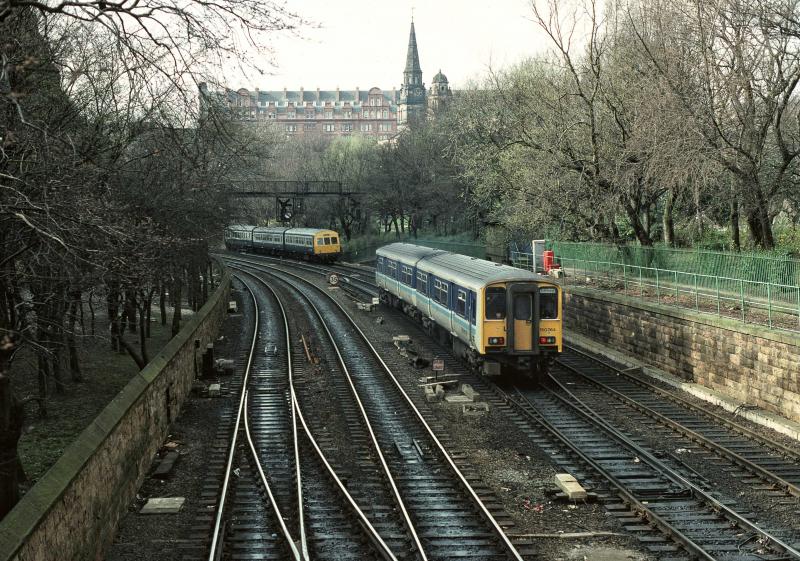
left=0, top=271, right=231, bottom=561
left=565, top=287, right=800, bottom=423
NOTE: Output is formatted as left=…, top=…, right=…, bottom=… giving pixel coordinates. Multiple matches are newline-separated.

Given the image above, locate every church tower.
left=427, top=70, right=452, bottom=117
left=398, top=20, right=426, bottom=127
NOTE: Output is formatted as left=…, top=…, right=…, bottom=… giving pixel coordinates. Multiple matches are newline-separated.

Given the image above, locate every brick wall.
left=0, top=272, right=231, bottom=561
left=565, top=287, right=800, bottom=423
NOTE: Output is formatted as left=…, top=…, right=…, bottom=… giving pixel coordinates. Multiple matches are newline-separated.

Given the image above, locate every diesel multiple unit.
left=376, top=243, right=562, bottom=376
left=224, top=225, right=342, bottom=262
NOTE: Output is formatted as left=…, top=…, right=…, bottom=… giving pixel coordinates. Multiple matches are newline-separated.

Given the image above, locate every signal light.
left=488, top=337, right=505, bottom=345
left=539, top=336, right=556, bottom=344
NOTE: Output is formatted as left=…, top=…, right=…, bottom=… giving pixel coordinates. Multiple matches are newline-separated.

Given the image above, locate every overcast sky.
left=230, top=0, right=553, bottom=91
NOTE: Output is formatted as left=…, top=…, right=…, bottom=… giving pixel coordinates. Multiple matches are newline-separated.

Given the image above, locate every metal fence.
left=511, top=251, right=800, bottom=331
left=547, top=241, right=800, bottom=287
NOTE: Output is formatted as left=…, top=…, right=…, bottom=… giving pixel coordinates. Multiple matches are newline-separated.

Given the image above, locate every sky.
left=230, top=0, right=554, bottom=91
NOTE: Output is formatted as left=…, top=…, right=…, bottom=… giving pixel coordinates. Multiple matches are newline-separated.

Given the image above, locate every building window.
left=379, top=135, right=389, bottom=141
left=287, top=112, right=296, bottom=119
left=324, top=111, right=333, bottom=119
left=382, top=110, right=389, bottom=119
left=286, top=124, right=297, bottom=132
left=306, top=113, right=315, bottom=119
left=268, top=113, right=276, bottom=119
left=360, top=123, right=372, bottom=132
left=324, top=123, right=335, bottom=132
left=304, top=123, right=315, bottom=131
left=379, top=122, right=392, bottom=132
left=342, top=123, right=353, bottom=132
left=344, top=111, right=352, bottom=118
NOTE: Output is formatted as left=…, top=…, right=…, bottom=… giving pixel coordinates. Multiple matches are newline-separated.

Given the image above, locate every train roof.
left=378, top=242, right=550, bottom=290
left=253, top=226, right=289, bottom=234
left=227, top=224, right=256, bottom=231
left=284, top=228, right=339, bottom=236
left=376, top=243, right=447, bottom=263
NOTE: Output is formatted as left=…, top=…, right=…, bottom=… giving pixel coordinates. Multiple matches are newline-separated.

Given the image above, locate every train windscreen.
left=485, top=287, right=506, bottom=319
left=539, top=288, right=558, bottom=319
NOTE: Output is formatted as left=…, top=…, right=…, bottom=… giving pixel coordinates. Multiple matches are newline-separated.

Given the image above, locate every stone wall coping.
left=0, top=270, right=231, bottom=560
left=566, top=285, right=800, bottom=346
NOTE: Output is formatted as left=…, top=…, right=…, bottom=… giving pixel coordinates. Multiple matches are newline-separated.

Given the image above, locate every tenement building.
left=202, top=19, right=452, bottom=139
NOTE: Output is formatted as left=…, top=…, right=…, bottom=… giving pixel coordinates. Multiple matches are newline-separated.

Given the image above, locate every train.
left=224, top=225, right=342, bottom=262
left=376, top=243, right=562, bottom=377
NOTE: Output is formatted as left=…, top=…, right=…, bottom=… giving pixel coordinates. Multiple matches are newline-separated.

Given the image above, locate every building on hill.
left=202, top=85, right=399, bottom=141
left=201, top=18, right=452, bottom=138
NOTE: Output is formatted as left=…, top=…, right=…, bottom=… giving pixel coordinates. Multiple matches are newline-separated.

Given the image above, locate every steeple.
left=404, top=21, right=422, bottom=85
left=399, top=18, right=426, bottom=127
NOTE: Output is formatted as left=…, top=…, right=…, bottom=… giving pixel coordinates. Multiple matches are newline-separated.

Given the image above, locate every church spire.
left=404, top=21, right=422, bottom=83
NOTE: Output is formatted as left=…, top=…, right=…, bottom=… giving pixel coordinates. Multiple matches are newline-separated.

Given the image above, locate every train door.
left=508, top=284, right=539, bottom=353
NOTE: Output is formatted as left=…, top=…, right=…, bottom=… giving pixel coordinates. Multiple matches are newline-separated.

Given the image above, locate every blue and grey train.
left=224, top=225, right=342, bottom=262
left=376, top=243, right=562, bottom=376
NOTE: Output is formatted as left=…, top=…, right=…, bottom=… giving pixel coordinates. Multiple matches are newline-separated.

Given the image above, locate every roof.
left=377, top=242, right=548, bottom=291
left=228, top=88, right=400, bottom=106
left=420, top=252, right=544, bottom=290
left=285, top=228, right=339, bottom=236
left=227, top=224, right=256, bottom=231
left=404, top=21, right=422, bottom=76
left=432, top=70, right=448, bottom=83
left=377, top=243, right=447, bottom=264
left=253, top=226, right=289, bottom=234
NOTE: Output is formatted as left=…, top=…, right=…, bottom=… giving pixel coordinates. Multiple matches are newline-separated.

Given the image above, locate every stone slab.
left=444, top=394, right=472, bottom=403
left=139, top=497, right=186, bottom=514
left=227, top=301, right=238, bottom=313
left=152, top=451, right=180, bottom=479
left=462, top=402, right=490, bottom=417
left=207, top=383, right=221, bottom=397
left=461, top=384, right=480, bottom=401
left=554, top=473, right=587, bottom=500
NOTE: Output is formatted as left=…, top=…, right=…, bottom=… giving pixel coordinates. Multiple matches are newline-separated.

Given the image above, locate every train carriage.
left=224, top=225, right=342, bottom=262
left=223, top=224, right=255, bottom=251
left=376, top=243, right=562, bottom=377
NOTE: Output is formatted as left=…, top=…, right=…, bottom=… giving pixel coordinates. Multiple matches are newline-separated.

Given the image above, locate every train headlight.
left=539, top=336, right=556, bottom=344
left=488, top=337, right=505, bottom=345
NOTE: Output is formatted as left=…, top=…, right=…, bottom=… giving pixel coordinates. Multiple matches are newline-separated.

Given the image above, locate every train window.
left=400, top=265, right=413, bottom=285
left=331, top=237, right=338, bottom=244
left=514, top=294, right=532, bottom=321
left=377, top=257, right=384, bottom=272
left=456, top=290, right=467, bottom=317
left=388, top=261, right=397, bottom=278
left=485, top=287, right=506, bottom=320
left=540, top=288, right=559, bottom=319
left=439, top=283, right=449, bottom=305
left=417, top=272, right=428, bottom=294
left=324, top=237, right=331, bottom=244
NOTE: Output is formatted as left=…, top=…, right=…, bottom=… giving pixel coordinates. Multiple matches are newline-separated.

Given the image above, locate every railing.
left=512, top=251, right=800, bottom=332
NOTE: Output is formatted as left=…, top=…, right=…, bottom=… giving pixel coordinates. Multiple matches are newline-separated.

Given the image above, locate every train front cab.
left=482, top=281, right=562, bottom=376
left=312, top=230, right=342, bottom=262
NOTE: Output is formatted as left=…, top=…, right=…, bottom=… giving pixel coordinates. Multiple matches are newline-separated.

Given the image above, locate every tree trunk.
left=171, top=278, right=183, bottom=337
left=51, top=348, right=64, bottom=394
left=36, top=352, right=48, bottom=417
left=88, top=289, right=96, bottom=337
left=138, top=305, right=149, bottom=366
left=159, top=283, right=167, bottom=326
left=730, top=199, right=741, bottom=251
left=0, top=337, right=25, bottom=519
left=125, top=290, right=137, bottom=333
left=663, top=189, right=676, bottom=247
left=66, top=293, right=82, bottom=382
left=107, top=286, right=120, bottom=352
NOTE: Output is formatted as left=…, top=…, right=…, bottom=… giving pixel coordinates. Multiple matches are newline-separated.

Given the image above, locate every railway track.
left=221, top=255, right=800, bottom=559
left=228, top=257, right=533, bottom=561
left=557, top=347, right=800, bottom=499
left=203, top=271, right=395, bottom=561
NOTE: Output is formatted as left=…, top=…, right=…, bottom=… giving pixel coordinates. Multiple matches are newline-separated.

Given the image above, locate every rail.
left=512, top=251, right=800, bottom=331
